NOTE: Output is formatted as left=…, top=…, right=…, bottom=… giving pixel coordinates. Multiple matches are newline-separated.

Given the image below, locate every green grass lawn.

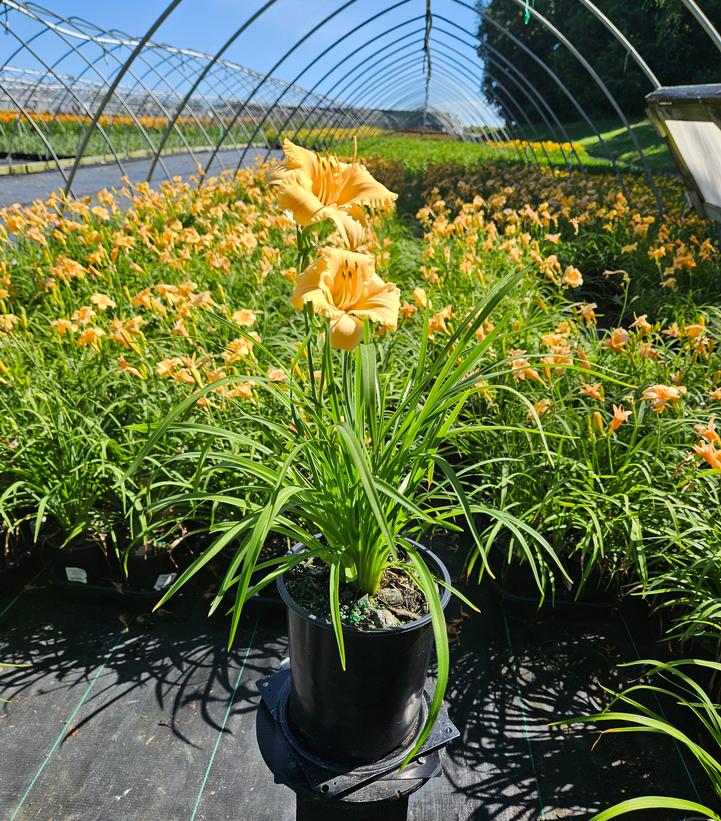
left=336, top=118, right=675, bottom=175
left=525, top=117, right=674, bottom=174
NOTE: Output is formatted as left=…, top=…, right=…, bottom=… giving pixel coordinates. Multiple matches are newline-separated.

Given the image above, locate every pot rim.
left=276, top=536, right=451, bottom=635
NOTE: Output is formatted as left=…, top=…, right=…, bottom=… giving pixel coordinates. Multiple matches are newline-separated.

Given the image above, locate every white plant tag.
left=65, top=567, right=87, bottom=584
left=154, top=573, right=177, bottom=591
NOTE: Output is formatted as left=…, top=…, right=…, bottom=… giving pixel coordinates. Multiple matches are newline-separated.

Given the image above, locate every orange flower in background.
left=400, top=300, right=417, bottom=319
left=605, top=327, right=629, bottom=352
left=580, top=383, right=603, bottom=401
left=695, top=416, right=720, bottom=444
left=156, top=357, right=183, bottom=378
left=76, top=327, right=105, bottom=350
left=91, top=293, right=116, bottom=312
left=228, top=381, right=256, bottom=400
left=118, top=357, right=143, bottom=378
left=530, top=398, right=551, bottom=418
left=291, top=247, right=400, bottom=351
left=413, top=287, right=428, bottom=308
left=224, top=333, right=260, bottom=363
left=638, top=342, right=658, bottom=360
left=428, top=306, right=453, bottom=337
left=693, top=441, right=721, bottom=471
left=578, top=302, right=597, bottom=324
left=509, top=350, right=543, bottom=384
left=562, top=265, right=583, bottom=288
left=642, top=384, right=686, bottom=413
left=267, top=367, right=287, bottom=382
left=267, top=140, right=397, bottom=248
left=630, top=314, right=652, bottom=335
left=609, top=404, right=631, bottom=433
left=51, top=318, right=77, bottom=336
left=576, top=347, right=591, bottom=371
left=709, top=387, right=721, bottom=402
left=232, top=309, right=258, bottom=327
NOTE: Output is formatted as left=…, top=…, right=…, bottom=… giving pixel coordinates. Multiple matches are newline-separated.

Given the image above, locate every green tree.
left=477, top=0, right=721, bottom=122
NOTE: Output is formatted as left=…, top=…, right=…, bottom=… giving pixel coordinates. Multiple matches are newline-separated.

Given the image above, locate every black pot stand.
left=256, top=661, right=459, bottom=821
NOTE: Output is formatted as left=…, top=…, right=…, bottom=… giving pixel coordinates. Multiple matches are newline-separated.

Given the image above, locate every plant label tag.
left=154, top=573, right=177, bottom=591
left=65, top=566, right=87, bottom=584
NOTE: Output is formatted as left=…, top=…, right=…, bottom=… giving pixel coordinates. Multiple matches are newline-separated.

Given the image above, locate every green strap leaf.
left=402, top=545, right=448, bottom=768
left=590, top=796, right=720, bottom=821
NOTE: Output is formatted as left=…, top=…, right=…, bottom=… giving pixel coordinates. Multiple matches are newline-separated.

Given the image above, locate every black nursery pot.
left=276, top=541, right=451, bottom=766
left=52, top=539, right=120, bottom=587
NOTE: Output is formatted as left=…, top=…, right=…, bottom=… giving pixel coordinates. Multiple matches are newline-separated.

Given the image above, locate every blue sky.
left=3, top=1, right=502, bottom=124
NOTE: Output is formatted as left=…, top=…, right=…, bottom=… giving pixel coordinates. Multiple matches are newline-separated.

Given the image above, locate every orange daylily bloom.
left=400, top=300, right=417, bottom=319
left=630, top=314, right=652, bottom=335
left=693, top=441, right=721, bottom=471
left=90, top=293, right=116, bottom=311
left=578, top=302, right=597, bottom=324
left=232, top=309, right=258, bottom=327
left=641, top=384, right=686, bottom=413
left=562, top=265, right=583, bottom=288
left=605, top=327, right=629, bottom=352
left=580, top=383, right=603, bottom=401
left=118, top=356, right=142, bottom=378
left=509, top=350, right=543, bottom=384
left=267, top=140, right=397, bottom=248
left=267, top=367, right=287, bottom=382
left=695, top=416, right=720, bottom=444
left=413, top=287, right=428, bottom=308
left=609, top=404, right=631, bottom=433
left=291, top=247, right=400, bottom=351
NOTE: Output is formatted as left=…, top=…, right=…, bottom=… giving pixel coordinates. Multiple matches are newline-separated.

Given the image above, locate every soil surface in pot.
left=285, top=557, right=428, bottom=629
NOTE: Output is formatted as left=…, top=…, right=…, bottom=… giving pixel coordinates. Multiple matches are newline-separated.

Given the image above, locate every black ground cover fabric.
left=0, top=536, right=715, bottom=820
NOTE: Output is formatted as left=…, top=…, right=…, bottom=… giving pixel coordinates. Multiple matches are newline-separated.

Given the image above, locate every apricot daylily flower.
left=638, top=342, right=658, bottom=360
left=580, top=383, right=603, bottom=401
left=291, top=247, right=400, bottom=351
left=413, top=287, right=428, bottom=308
left=578, top=302, right=597, bottom=324
left=709, top=387, right=721, bottom=402
left=266, top=140, right=397, bottom=248
left=156, top=357, right=183, bottom=378
left=562, top=265, right=583, bottom=288
left=118, top=357, right=142, bottom=378
left=630, top=314, right=652, bottom=335
left=400, top=300, right=417, bottom=319
left=91, top=293, right=116, bottom=311
left=605, top=327, right=629, bottom=352
left=223, top=333, right=260, bottom=363
left=232, top=309, right=258, bottom=327
left=509, top=349, right=543, bottom=384
left=609, top=404, right=631, bottom=433
left=228, top=381, right=255, bottom=400
left=51, top=318, right=77, bottom=336
left=695, top=416, right=720, bottom=444
left=576, top=347, right=592, bottom=371
left=641, top=384, right=686, bottom=413
left=267, top=367, right=287, bottom=382
left=428, top=306, right=453, bottom=337
left=76, top=327, right=105, bottom=349
left=529, top=398, right=551, bottom=418
left=71, top=306, right=95, bottom=325
left=693, top=441, right=721, bottom=471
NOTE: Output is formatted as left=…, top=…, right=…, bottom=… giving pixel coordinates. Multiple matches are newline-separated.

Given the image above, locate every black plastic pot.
left=486, top=545, right=623, bottom=618
left=52, top=539, right=121, bottom=588
left=276, top=540, right=451, bottom=766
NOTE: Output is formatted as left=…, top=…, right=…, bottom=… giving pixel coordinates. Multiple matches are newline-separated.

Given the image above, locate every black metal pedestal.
left=255, top=661, right=459, bottom=821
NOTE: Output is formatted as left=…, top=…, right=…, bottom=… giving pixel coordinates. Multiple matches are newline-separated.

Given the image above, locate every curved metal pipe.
left=63, top=0, right=183, bottom=195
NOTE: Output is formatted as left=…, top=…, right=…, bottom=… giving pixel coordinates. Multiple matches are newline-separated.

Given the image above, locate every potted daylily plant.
left=128, top=140, right=555, bottom=765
